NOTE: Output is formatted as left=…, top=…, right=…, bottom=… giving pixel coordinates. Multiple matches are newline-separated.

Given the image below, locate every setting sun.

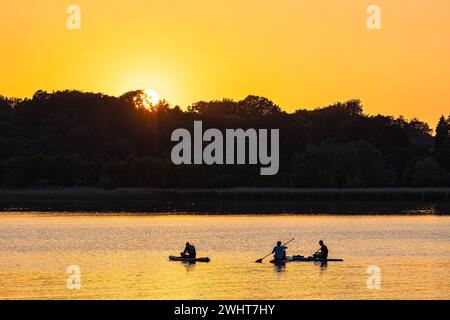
left=131, top=89, right=161, bottom=110
left=144, top=89, right=161, bottom=106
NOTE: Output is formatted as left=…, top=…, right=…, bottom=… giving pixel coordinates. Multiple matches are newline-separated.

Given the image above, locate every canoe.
left=270, top=256, right=343, bottom=263
left=169, top=256, right=210, bottom=263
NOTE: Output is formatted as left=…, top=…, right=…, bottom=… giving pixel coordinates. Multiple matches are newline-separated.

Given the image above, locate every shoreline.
left=1, top=187, right=450, bottom=214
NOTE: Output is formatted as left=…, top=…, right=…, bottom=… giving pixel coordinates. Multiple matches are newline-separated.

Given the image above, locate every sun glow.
left=133, top=89, right=161, bottom=110
left=144, top=89, right=161, bottom=106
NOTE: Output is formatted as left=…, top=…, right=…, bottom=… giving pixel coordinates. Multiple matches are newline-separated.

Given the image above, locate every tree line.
left=0, top=90, right=449, bottom=189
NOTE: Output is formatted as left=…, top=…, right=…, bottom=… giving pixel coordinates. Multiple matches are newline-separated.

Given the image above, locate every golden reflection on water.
left=0, top=214, right=449, bottom=300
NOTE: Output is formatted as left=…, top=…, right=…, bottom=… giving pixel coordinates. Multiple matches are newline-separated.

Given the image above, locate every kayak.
left=270, top=256, right=344, bottom=263
left=169, top=256, right=210, bottom=263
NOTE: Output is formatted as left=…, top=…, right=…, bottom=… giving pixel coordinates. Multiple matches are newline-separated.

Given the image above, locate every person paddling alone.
left=272, top=241, right=288, bottom=261
left=181, top=242, right=196, bottom=259
left=313, top=240, right=328, bottom=259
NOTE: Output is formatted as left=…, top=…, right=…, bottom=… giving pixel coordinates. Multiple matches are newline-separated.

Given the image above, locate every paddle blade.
left=255, top=259, right=263, bottom=263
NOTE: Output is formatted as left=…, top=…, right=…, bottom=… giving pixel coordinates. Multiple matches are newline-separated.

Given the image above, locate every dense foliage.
left=0, top=90, right=449, bottom=188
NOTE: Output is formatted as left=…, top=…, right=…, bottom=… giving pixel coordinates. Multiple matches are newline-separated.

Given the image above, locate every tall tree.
left=435, top=115, right=449, bottom=149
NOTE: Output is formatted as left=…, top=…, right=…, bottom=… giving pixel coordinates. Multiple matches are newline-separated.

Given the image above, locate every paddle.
left=255, top=238, right=294, bottom=263
left=308, top=250, right=320, bottom=259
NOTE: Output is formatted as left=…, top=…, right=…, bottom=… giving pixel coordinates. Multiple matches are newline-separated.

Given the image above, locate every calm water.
left=0, top=213, right=449, bottom=300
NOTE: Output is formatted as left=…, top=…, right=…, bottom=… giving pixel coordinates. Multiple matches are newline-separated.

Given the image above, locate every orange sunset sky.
left=1, top=0, right=449, bottom=128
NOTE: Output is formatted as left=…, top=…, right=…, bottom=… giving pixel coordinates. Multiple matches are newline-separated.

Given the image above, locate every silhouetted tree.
left=0, top=90, right=447, bottom=189
left=238, top=95, right=281, bottom=116
left=435, top=115, right=449, bottom=149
